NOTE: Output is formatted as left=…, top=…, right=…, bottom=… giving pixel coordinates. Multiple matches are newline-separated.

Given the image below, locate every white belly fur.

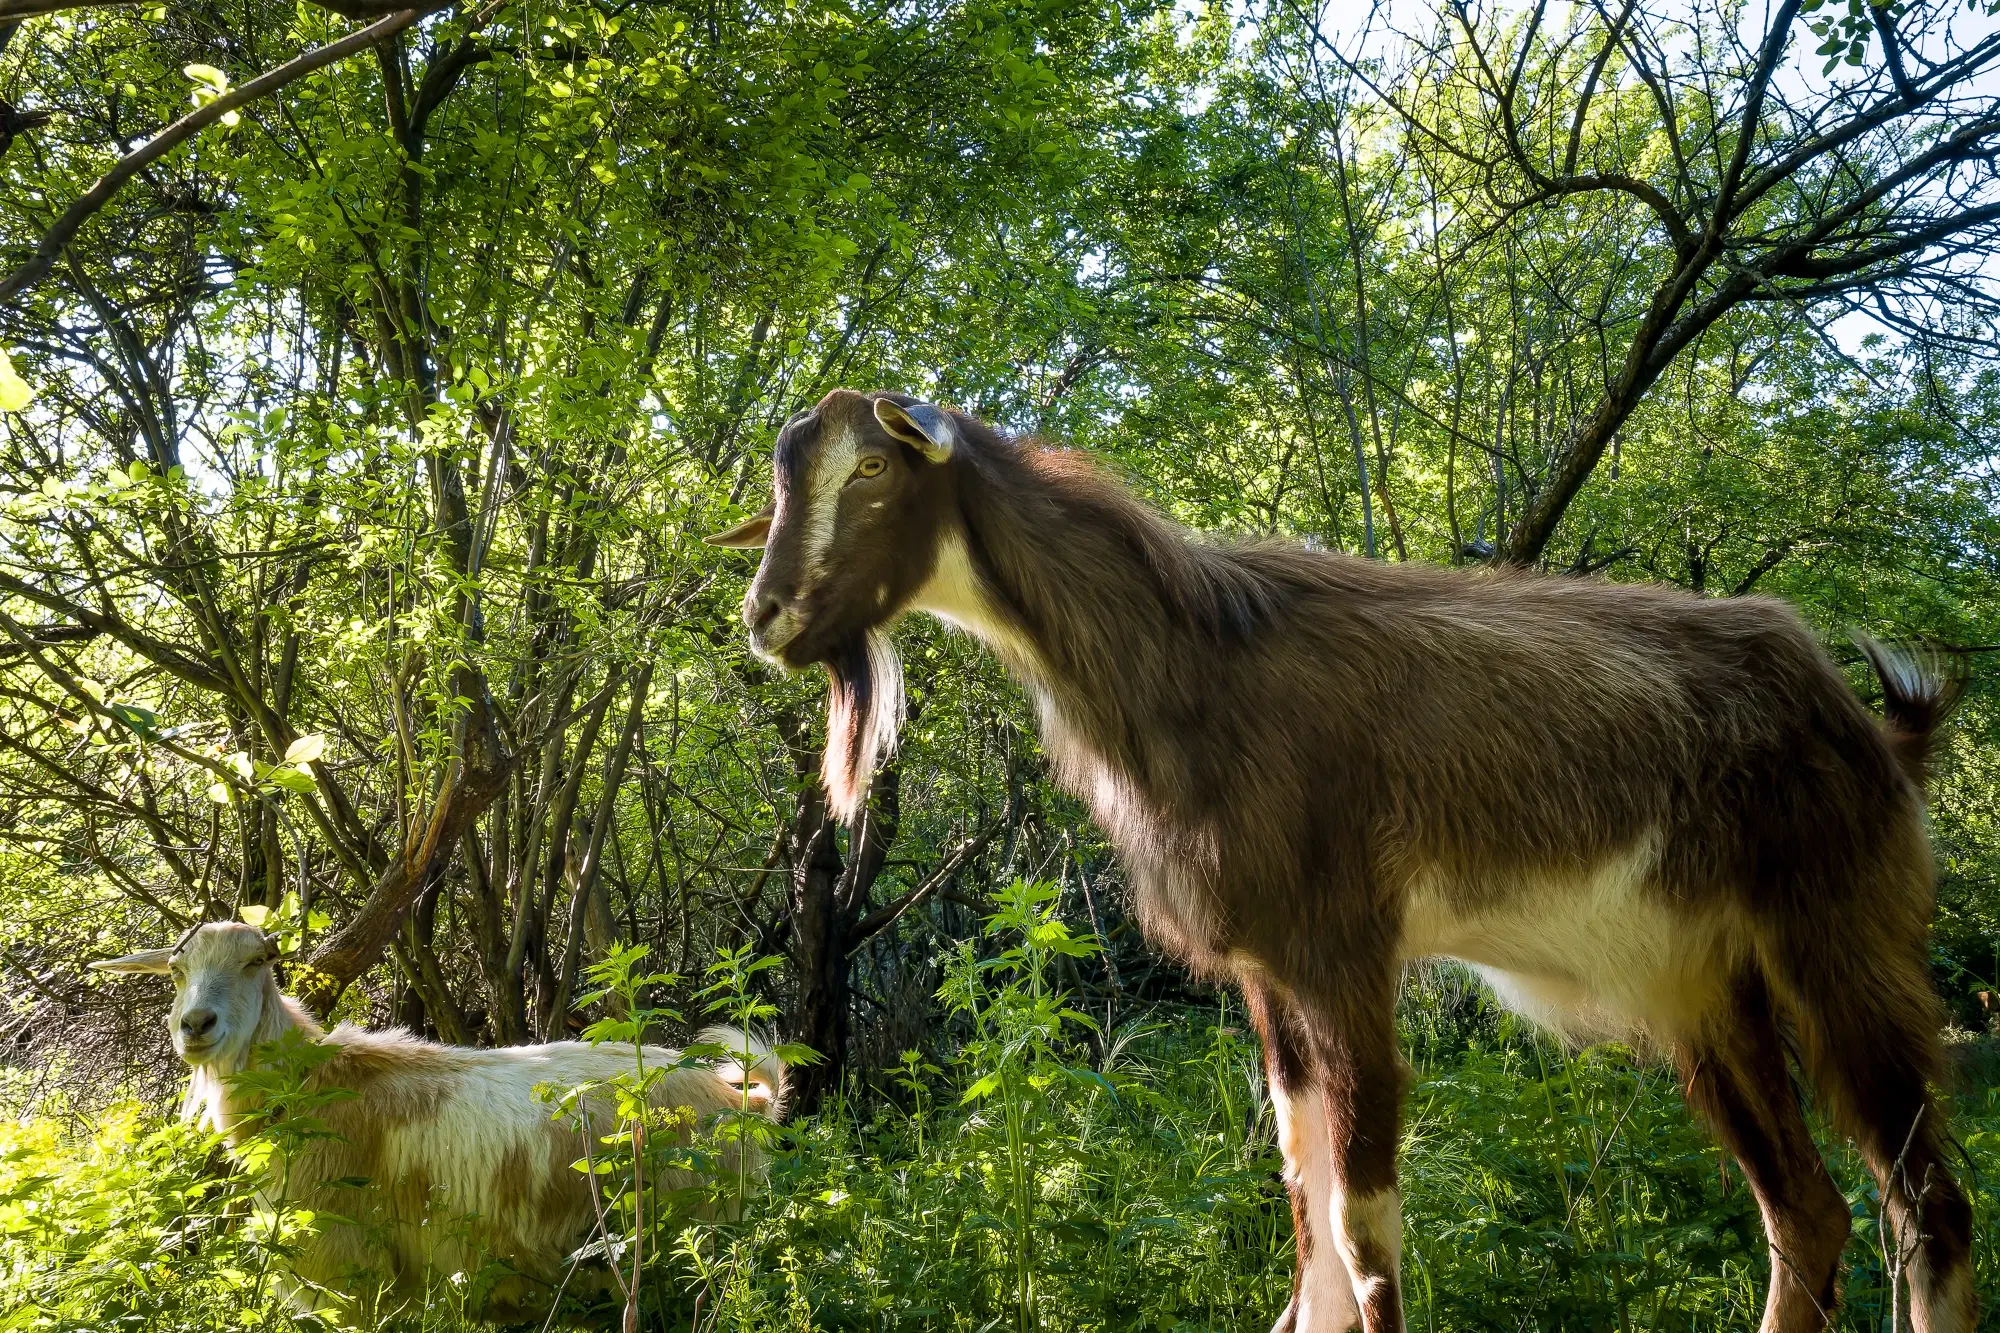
left=1399, top=831, right=1745, bottom=1047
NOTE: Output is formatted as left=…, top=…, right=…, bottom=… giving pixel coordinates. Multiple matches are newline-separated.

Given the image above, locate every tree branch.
left=0, top=5, right=445, bottom=306
left=0, top=571, right=232, bottom=693
left=298, top=735, right=510, bottom=1013
left=1707, top=0, right=1803, bottom=237
left=1564, top=0, right=1636, bottom=177
left=1732, top=31, right=2000, bottom=220
left=1503, top=172, right=1694, bottom=256
left=407, top=33, right=491, bottom=151
left=847, top=826, right=995, bottom=950
left=0, top=0, right=135, bottom=17
left=1870, top=0, right=1920, bottom=106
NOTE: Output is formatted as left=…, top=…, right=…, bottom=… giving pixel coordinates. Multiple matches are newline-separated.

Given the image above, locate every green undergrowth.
left=6, top=891, right=1999, bottom=1331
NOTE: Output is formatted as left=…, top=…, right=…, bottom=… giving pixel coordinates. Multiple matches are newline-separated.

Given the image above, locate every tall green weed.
left=6, top=888, right=1999, bottom=1330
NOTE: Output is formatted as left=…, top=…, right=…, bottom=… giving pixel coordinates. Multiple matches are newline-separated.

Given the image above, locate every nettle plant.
left=550, top=943, right=817, bottom=1328
left=687, top=946, right=822, bottom=1206
left=940, top=878, right=1115, bottom=1333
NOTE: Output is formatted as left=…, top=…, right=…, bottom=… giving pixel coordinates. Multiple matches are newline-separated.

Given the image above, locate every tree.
left=0, top=0, right=1156, bottom=1089
left=1, top=0, right=1994, bottom=1121
left=1302, top=0, right=2000, bottom=565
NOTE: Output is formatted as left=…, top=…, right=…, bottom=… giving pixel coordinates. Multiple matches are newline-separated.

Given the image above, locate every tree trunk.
left=784, top=782, right=848, bottom=1115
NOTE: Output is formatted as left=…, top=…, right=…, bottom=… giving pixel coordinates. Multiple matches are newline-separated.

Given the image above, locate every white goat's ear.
left=704, top=505, right=773, bottom=549
left=91, top=948, right=174, bottom=975
left=873, top=398, right=956, bottom=464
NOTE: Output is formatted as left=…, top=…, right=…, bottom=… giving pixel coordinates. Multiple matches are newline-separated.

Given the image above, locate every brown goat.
left=709, top=389, right=1971, bottom=1333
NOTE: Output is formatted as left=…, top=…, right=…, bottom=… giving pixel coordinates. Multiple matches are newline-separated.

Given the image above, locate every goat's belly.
left=1398, top=837, right=1747, bottom=1046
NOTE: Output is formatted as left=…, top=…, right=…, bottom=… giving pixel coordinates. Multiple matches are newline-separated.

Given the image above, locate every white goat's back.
left=273, top=1027, right=775, bottom=1322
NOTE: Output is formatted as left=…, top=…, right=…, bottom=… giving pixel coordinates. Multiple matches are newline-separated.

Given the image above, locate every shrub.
left=6, top=887, right=1999, bottom=1331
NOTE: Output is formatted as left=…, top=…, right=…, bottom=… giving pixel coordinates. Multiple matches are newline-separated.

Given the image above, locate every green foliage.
left=1, top=1107, right=254, bottom=1332
left=0, top=1070, right=373, bottom=1333
left=936, top=879, right=1110, bottom=1331
left=2, top=0, right=1999, bottom=1327
left=12, top=903, right=2000, bottom=1331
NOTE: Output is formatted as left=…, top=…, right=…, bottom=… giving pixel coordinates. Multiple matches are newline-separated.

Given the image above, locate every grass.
left=5, top=887, right=1998, bottom=1331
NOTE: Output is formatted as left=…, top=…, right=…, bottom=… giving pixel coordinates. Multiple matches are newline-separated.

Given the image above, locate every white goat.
left=94, top=921, right=783, bottom=1322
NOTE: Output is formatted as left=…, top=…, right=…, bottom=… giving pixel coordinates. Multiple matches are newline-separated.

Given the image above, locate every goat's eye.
left=852, top=456, right=887, bottom=480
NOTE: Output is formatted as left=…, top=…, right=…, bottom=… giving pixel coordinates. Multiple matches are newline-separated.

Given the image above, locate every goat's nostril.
left=745, top=592, right=785, bottom=632
left=181, top=1008, right=217, bottom=1039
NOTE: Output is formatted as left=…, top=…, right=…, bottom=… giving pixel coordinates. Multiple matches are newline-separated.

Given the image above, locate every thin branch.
left=847, top=826, right=996, bottom=950
left=1732, top=31, right=2000, bottom=220
left=1564, top=0, right=1636, bottom=177
left=0, top=5, right=446, bottom=305
left=0, top=0, right=135, bottom=17
left=1708, top=0, right=1804, bottom=237
left=1503, top=172, right=1694, bottom=255
left=1870, top=0, right=1920, bottom=106
left=1765, top=200, right=2000, bottom=282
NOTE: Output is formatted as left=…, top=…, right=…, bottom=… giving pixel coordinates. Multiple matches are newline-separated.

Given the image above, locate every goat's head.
left=93, top=921, right=283, bottom=1072
left=708, top=388, right=962, bottom=819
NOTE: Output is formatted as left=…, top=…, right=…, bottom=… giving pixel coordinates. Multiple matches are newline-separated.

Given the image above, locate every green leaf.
left=283, top=733, right=325, bottom=765
left=266, top=767, right=317, bottom=794
left=107, top=702, right=159, bottom=737
left=0, top=349, right=33, bottom=413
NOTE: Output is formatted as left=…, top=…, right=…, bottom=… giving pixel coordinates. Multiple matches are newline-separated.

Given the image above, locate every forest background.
left=3, top=0, right=2000, bottom=1327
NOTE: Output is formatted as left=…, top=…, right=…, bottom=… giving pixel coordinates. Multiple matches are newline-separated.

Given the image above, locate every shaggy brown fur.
left=716, top=389, right=1971, bottom=1333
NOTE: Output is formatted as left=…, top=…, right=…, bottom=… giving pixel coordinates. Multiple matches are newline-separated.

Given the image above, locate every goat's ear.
left=250, top=934, right=283, bottom=967
left=704, top=505, right=773, bottom=549
left=873, top=398, right=955, bottom=464
left=91, top=948, right=174, bottom=975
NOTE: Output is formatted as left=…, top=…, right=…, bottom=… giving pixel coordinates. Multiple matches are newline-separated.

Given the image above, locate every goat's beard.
left=822, top=628, right=904, bottom=823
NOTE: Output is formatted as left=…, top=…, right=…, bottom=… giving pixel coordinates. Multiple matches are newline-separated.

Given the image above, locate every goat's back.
left=279, top=1030, right=759, bottom=1320
left=1182, top=548, right=1901, bottom=866
left=1040, top=543, right=1929, bottom=996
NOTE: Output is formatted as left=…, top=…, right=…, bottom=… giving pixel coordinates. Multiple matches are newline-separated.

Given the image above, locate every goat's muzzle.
left=745, top=589, right=786, bottom=633
left=743, top=589, right=813, bottom=667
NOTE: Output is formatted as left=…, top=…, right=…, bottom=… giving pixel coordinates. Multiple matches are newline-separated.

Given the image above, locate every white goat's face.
left=93, top=922, right=281, bottom=1067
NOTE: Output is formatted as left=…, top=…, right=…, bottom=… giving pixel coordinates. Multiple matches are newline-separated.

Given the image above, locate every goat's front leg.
left=1246, top=980, right=1361, bottom=1333
left=1314, top=992, right=1409, bottom=1333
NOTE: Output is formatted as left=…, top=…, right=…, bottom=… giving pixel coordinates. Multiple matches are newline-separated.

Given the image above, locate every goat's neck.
left=185, top=990, right=324, bottom=1139
left=919, top=457, right=1225, bottom=792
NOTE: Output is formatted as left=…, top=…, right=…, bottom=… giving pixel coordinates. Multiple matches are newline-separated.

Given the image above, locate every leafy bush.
left=1, top=1105, right=285, bottom=1332
left=6, top=890, right=1999, bottom=1331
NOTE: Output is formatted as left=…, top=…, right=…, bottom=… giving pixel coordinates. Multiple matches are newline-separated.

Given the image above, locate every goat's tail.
left=698, top=1026, right=787, bottom=1119
left=1854, top=635, right=1967, bottom=789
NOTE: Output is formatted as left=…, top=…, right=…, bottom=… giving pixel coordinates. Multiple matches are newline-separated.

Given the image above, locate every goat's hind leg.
left=1246, top=981, right=1362, bottom=1333
left=1777, top=926, right=1973, bottom=1333
left=1677, top=970, right=1849, bottom=1333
